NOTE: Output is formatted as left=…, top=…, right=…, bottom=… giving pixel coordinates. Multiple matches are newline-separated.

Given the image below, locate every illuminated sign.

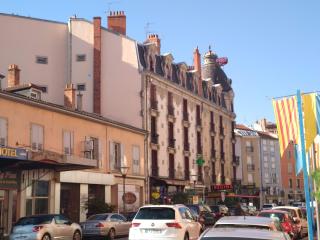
left=213, top=184, right=233, bottom=191
left=0, top=147, right=27, bottom=160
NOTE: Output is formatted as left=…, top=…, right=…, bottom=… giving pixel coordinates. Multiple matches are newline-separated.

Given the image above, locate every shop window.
left=26, top=180, right=49, bottom=215
left=31, top=124, right=44, bottom=151
left=110, top=141, right=123, bottom=170
left=63, top=131, right=74, bottom=155
left=132, top=145, right=140, bottom=175
left=0, top=118, right=7, bottom=146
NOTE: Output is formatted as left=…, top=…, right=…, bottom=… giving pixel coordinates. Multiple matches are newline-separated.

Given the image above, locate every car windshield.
left=187, top=205, right=199, bottom=215
left=135, top=207, right=175, bottom=220
left=263, top=204, right=272, bottom=208
left=87, top=214, right=109, bottom=220
left=276, top=208, right=297, bottom=217
left=15, top=215, right=53, bottom=225
left=214, top=224, right=270, bottom=230
left=259, top=213, right=284, bottom=222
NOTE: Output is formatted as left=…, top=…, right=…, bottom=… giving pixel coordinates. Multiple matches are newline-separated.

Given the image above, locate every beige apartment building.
left=235, top=125, right=261, bottom=207
left=0, top=73, right=146, bottom=234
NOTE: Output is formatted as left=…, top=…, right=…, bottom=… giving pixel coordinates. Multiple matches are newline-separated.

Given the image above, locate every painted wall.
left=0, top=14, right=68, bottom=104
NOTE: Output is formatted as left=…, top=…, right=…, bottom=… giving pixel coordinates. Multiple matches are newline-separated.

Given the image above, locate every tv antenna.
left=107, top=0, right=120, bottom=12
left=144, top=22, right=155, bottom=38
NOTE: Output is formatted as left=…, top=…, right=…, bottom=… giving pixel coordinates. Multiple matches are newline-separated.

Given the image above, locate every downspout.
left=67, top=18, right=73, bottom=84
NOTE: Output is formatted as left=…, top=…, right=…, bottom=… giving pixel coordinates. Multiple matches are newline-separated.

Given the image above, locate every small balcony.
left=151, top=167, right=158, bottom=177
left=151, top=134, right=159, bottom=144
left=151, top=100, right=158, bottom=110
left=168, top=138, right=176, bottom=148
left=247, top=164, right=255, bottom=171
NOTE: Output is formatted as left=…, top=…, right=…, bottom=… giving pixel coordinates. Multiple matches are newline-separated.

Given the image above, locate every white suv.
left=129, top=204, right=201, bottom=240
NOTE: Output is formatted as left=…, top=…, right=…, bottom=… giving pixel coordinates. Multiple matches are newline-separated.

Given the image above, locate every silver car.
left=81, top=213, right=131, bottom=239
left=10, top=214, right=82, bottom=240
left=199, top=227, right=291, bottom=240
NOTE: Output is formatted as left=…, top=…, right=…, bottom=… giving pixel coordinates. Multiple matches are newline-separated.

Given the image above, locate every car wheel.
left=73, top=231, right=81, bottom=240
left=42, top=234, right=51, bottom=240
left=184, top=233, right=189, bottom=240
left=108, top=228, right=115, bottom=240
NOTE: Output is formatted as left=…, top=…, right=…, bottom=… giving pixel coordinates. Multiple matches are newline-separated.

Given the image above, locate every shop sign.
left=122, top=192, right=137, bottom=204
left=0, top=171, right=18, bottom=189
left=213, top=184, right=233, bottom=191
left=151, top=191, right=160, bottom=199
left=0, top=147, right=27, bottom=160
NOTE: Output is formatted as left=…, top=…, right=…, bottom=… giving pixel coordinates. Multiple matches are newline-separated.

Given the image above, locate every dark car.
left=186, top=204, right=216, bottom=230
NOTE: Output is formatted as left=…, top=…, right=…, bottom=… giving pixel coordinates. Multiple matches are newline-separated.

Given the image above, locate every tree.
left=172, top=192, right=189, bottom=204
left=312, top=169, right=320, bottom=200
left=83, top=198, right=116, bottom=217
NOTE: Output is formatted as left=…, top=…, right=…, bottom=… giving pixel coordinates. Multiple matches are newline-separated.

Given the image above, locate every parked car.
left=81, top=213, right=131, bottom=239
left=199, top=227, right=291, bottom=240
left=248, top=205, right=257, bottom=216
left=292, top=202, right=306, bottom=208
left=258, top=209, right=298, bottom=239
left=213, top=216, right=283, bottom=232
left=186, top=204, right=216, bottom=229
left=218, top=205, right=229, bottom=215
left=262, top=203, right=277, bottom=210
left=273, top=206, right=308, bottom=238
left=123, top=211, right=137, bottom=222
left=10, top=214, right=82, bottom=240
left=129, top=204, right=201, bottom=240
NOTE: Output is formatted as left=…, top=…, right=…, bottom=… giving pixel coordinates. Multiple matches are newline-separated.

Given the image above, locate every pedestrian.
left=234, top=202, right=245, bottom=216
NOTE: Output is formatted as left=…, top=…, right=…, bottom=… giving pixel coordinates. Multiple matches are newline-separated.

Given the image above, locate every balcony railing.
left=168, top=105, right=174, bottom=116
left=151, top=167, right=158, bottom=177
left=168, top=138, right=176, bottom=148
left=151, top=100, right=158, bottom=110
left=151, top=134, right=159, bottom=144
left=247, top=164, right=255, bottom=171
left=184, top=142, right=190, bottom=151
left=246, top=146, right=254, bottom=152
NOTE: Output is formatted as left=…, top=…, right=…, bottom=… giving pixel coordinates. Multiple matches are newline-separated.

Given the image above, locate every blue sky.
left=1, top=0, right=319, bottom=125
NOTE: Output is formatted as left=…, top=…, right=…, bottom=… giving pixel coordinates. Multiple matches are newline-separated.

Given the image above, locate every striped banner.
left=272, top=96, right=300, bottom=157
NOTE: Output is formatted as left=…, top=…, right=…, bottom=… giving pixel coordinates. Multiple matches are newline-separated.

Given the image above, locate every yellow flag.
left=303, top=93, right=317, bottom=150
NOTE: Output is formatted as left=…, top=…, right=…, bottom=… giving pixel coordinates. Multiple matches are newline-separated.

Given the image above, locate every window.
left=262, top=139, right=267, bottom=145
left=77, top=84, right=86, bottom=91
left=297, top=179, right=301, bottom=189
left=30, top=89, right=41, bottom=100
left=264, top=173, right=269, bottom=178
left=31, top=124, right=44, bottom=151
left=247, top=156, right=252, bottom=165
left=77, top=92, right=83, bottom=111
left=132, top=146, right=140, bottom=174
left=26, top=180, right=49, bottom=215
left=271, top=156, right=275, bottom=162
left=263, top=145, right=267, bottom=151
left=270, top=146, right=275, bottom=152
left=36, top=56, right=48, bottom=64
left=246, top=141, right=251, bottom=147
left=289, top=179, right=293, bottom=188
left=264, top=156, right=268, bottom=162
left=248, top=173, right=253, bottom=183
left=110, top=142, right=123, bottom=170
left=63, top=131, right=74, bottom=155
left=0, top=118, right=7, bottom=146
left=288, top=163, right=293, bottom=174
left=179, top=207, right=193, bottom=220
left=264, top=162, right=268, bottom=168
left=54, top=215, right=70, bottom=225
left=76, top=54, right=86, bottom=62
left=271, top=163, right=276, bottom=169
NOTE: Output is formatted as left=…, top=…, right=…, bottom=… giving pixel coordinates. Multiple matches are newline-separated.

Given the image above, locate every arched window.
left=149, top=56, right=154, bottom=72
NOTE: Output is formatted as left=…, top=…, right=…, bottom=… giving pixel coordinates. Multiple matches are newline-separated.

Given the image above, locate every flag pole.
left=297, top=89, right=314, bottom=240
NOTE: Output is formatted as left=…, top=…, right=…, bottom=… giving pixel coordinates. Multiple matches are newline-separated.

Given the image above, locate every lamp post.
left=120, top=165, right=129, bottom=214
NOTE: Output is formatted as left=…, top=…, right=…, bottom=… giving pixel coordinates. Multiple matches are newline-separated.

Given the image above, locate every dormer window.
left=149, top=56, right=154, bottom=72
left=166, top=64, right=171, bottom=80
left=31, top=89, right=41, bottom=100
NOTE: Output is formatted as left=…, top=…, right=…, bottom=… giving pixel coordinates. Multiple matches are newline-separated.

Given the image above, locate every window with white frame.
left=110, top=141, right=123, bottom=170
left=31, top=124, right=44, bottom=151
left=0, top=118, right=7, bottom=146
left=84, top=137, right=99, bottom=160
left=63, top=131, right=74, bottom=155
left=248, top=173, right=253, bottom=183
left=26, top=180, right=49, bottom=215
left=132, top=145, right=140, bottom=174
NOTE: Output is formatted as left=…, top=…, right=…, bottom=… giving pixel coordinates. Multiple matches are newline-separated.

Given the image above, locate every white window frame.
left=132, top=145, right=140, bottom=175
left=110, top=141, right=123, bottom=171
left=63, top=130, right=74, bottom=155
left=0, top=117, right=8, bottom=146
left=31, top=123, right=44, bottom=151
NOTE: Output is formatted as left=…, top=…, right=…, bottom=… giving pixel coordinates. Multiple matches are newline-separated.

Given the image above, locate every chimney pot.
left=145, top=33, right=161, bottom=55
left=193, top=47, right=202, bottom=97
left=64, top=84, right=76, bottom=109
left=7, top=64, right=20, bottom=88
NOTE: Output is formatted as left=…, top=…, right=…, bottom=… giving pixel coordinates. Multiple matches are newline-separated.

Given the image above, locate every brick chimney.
left=64, top=83, right=76, bottom=109
left=8, top=64, right=20, bottom=88
left=146, top=34, right=161, bottom=55
left=107, top=11, right=126, bottom=35
left=193, top=47, right=203, bottom=97
left=93, top=17, right=101, bottom=114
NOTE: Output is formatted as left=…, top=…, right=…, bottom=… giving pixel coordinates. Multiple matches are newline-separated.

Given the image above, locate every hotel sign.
left=213, top=184, right=233, bottom=191
left=0, top=147, right=27, bottom=160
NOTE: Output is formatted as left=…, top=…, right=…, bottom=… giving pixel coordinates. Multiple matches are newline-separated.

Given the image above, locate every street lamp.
left=120, top=165, right=129, bottom=214
left=190, top=169, right=198, bottom=196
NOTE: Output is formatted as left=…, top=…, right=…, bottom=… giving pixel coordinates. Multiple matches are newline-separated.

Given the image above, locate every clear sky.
left=1, top=0, right=319, bottom=125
